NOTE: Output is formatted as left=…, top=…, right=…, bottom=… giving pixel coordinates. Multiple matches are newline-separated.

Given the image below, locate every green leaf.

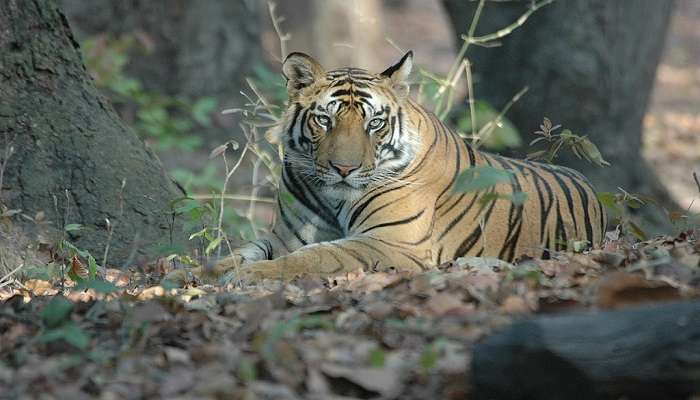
left=205, top=236, right=223, bottom=256
left=597, top=192, right=623, bottom=215
left=454, top=166, right=514, bottom=194
left=578, top=137, right=610, bottom=167
left=64, top=224, right=83, bottom=232
left=41, top=297, right=74, bottom=328
left=477, top=191, right=500, bottom=211
left=419, top=345, right=439, bottom=372
left=627, top=221, right=648, bottom=241
left=75, top=279, right=120, bottom=294
left=508, top=191, right=529, bottom=205
left=368, top=348, right=386, bottom=368
left=22, top=266, right=51, bottom=281
left=87, top=255, right=97, bottom=280
left=39, top=321, right=91, bottom=349
left=457, top=101, right=521, bottom=150
left=189, top=227, right=208, bottom=241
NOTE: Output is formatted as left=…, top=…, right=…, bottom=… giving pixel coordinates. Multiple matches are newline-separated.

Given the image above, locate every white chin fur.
left=322, top=184, right=364, bottom=202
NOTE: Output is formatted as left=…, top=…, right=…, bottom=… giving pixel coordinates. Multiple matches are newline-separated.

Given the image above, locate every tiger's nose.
left=329, top=161, right=360, bottom=177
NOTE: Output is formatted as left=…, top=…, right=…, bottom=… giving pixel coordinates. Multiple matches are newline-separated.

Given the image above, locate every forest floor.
left=1, top=231, right=699, bottom=399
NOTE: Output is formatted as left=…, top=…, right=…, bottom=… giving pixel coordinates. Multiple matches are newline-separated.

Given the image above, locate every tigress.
left=189, top=51, right=607, bottom=283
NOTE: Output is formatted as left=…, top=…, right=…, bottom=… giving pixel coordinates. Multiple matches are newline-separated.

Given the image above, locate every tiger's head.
left=279, top=51, right=418, bottom=199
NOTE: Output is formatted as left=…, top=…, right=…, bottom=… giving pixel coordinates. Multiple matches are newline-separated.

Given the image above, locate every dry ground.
left=1, top=231, right=699, bottom=399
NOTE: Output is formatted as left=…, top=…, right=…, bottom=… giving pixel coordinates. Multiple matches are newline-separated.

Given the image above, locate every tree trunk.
left=471, top=301, right=700, bottom=399
left=0, top=0, right=185, bottom=266
left=60, top=0, right=262, bottom=145
left=442, top=0, right=677, bottom=233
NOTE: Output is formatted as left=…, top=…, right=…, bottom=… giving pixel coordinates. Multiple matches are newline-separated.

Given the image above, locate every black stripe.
left=282, top=165, right=340, bottom=230
left=558, top=169, right=593, bottom=243
left=251, top=241, right=268, bottom=258
left=279, top=205, right=308, bottom=246
left=435, top=126, right=462, bottom=207
left=360, top=210, right=425, bottom=234
left=330, top=243, right=369, bottom=269
left=356, top=190, right=414, bottom=227
left=348, top=183, right=410, bottom=228
left=554, top=203, right=568, bottom=251
left=547, top=167, right=578, bottom=237
left=438, top=193, right=480, bottom=240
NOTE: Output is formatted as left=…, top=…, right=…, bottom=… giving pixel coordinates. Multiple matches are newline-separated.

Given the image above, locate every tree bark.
left=442, top=0, right=677, bottom=233
left=0, top=0, right=185, bottom=266
left=60, top=0, right=262, bottom=145
left=471, top=301, right=700, bottom=400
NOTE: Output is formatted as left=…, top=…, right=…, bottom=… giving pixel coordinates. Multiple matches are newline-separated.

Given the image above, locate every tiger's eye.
left=315, top=115, right=331, bottom=128
left=368, top=118, right=385, bottom=130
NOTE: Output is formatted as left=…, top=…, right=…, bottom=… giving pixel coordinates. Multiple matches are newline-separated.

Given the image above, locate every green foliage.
left=41, top=296, right=74, bottom=328
left=527, top=117, right=610, bottom=167
left=454, top=166, right=528, bottom=211
left=74, top=279, right=120, bottom=294
left=368, top=347, right=386, bottom=368
left=598, top=189, right=653, bottom=241
left=81, top=35, right=215, bottom=152
left=39, top=297, right=91, bottom=350
left=418, top=338, right=448, bottom=373
left=454, top=166, right=515, bottom=193
left=456, top=101, right=521, bottom=150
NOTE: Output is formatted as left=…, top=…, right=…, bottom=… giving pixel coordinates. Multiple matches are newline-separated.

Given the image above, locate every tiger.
left=183, top=51, right=607, bottom=283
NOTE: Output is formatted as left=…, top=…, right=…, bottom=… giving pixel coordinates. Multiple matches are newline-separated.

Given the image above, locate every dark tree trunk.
left=60, top=0, right=262, bottom=145
left=471, top=301, right=700, bottom=400
left=0, top=0, right=185, bottom=266
left=442, top=0, right=677, bottom=233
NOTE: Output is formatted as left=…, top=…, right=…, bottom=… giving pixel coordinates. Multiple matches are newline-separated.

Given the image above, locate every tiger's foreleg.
left=227, top=236, right=427, bottom=282
left=164, top=234, right=288, bottom=284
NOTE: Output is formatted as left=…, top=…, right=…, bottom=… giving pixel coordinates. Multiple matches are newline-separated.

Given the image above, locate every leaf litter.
left=1, top=230, right=699, bottom=399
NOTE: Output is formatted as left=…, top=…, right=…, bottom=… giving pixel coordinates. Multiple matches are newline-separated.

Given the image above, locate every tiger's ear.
left=282, top=52, right=325, bottom=95
left=380, top=51, right=413, bottom=98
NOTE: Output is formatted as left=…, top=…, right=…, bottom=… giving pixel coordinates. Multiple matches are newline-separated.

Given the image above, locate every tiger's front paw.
left=162, top=254, right=245, bottom=287
left=221, top=259, right=301, bottom=285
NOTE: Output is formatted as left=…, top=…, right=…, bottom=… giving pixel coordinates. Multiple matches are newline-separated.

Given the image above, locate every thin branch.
left=268, top=1, right=290, bottom=62
left=465, top=58, right=477, bottom=140
left=214, top=144, right=249, bottom=260
left=472, top=86, right=529, bottom=148
left=190, top=194, right=275, bottom=204
left=461, top=0, right=555, bottom=45
left=0, top=263, right=24, bottom=286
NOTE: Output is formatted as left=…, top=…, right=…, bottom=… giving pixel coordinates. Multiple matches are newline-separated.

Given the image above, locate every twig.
left=102, top=178, right=126, bottom=268
left=465, top=59, right=477, bottom=140
left=189, top=194, right=275, bottom=204
left=693, top=171, right=700, bottom=195
left=432, top=0, right=485, bottom=116
left=461, top=0, right=555, bottom=45
left=247, top=158, right=262, bottom=240
left=215, top=143, right=249, bottom=260
left=472, top=86, right=529, bottom=148
left=0, top=263, right=23, bottom=286
left=268, top=1, right=290, bottom=62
